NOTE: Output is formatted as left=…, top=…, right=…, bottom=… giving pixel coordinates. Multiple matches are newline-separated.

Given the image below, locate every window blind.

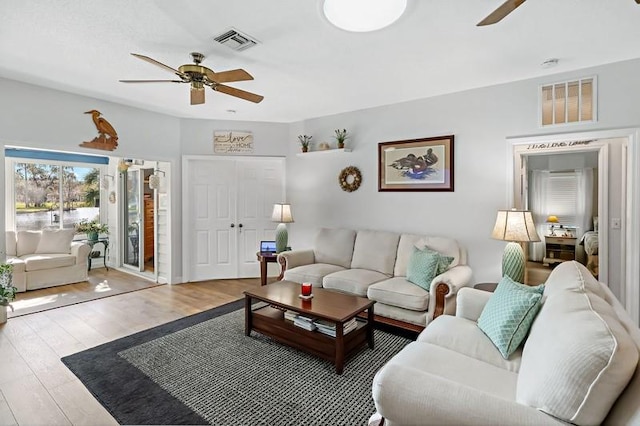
left=5, top=148, right=109, bottom=165
left=546, top=173, right=578, bottom=225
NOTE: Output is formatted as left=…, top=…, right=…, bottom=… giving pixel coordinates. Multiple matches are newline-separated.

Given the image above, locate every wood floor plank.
left=0, top=391, right=18, bottom=426
left=0, top=375, right=71, bottom=426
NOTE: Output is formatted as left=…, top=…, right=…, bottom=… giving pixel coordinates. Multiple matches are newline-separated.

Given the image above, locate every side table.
left=256, top=252, right=277, bottom=286
left=84, top=238, right=109, bottom=271
left=473, top=282, right=498, bottom=293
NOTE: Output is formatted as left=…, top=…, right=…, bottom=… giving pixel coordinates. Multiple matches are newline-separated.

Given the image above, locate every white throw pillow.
left=35, top=229, right=75, bottom=254
left=5, top=231, right=17, bottom=256
left=516, top=262, right=638, bottom=425
left=16, top=230, right=42, bottom=256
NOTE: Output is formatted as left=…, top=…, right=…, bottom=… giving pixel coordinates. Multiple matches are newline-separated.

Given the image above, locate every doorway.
left=182, top=156, right=285, bottom=281
left=507, top=128, right=640, bottom=325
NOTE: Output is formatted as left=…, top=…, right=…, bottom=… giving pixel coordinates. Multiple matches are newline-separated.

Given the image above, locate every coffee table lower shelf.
left=245, top=304, right=372, bottom=374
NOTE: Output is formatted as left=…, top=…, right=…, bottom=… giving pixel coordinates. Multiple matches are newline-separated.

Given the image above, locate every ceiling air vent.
left=213, top=28, right=258, bottom=52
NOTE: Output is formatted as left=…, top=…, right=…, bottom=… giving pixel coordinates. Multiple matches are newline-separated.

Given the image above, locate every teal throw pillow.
left=477, top=276, right=544, bottom=359
left=406, top=247, right=454, bottom=291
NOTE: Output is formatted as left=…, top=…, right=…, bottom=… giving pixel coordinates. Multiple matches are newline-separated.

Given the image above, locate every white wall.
left=285, top=58, right=640, bottom=291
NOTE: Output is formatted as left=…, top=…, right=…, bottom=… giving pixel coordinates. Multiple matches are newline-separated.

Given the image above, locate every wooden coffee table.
left=244, top=281, right=375, bottom=374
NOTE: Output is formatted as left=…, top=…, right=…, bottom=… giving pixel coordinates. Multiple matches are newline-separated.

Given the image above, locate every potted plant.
left=298, top=135, right=313, bottom=153
left=76, top=219, right=109, bottom=241
left=334, top=129, right=349, bottom=149
left=0, top=263, right=16, bottom=324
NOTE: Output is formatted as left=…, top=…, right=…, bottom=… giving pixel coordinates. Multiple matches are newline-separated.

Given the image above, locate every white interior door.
left=186, top=156, right=285, bottom=281
left=236, top=158, right=285, bottom=277
left=190, top=159, right=237, bottom=280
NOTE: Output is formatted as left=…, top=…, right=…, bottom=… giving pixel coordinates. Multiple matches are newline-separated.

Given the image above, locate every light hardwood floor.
left=0, top=271, right=269, bottom=426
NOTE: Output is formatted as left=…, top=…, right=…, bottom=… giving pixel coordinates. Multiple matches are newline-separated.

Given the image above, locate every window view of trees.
left=14, top=162, right=101, bottom=231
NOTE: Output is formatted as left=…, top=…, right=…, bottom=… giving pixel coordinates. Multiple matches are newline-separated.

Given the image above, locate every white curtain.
left=529, top=170, right=551, bottom=261
left=575, top=168, right=594, bottom=242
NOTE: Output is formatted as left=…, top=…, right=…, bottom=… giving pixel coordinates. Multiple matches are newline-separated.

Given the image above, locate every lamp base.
left=503, top=242, right=525, bottom=283
left=275, top=223, right=288, bottom=253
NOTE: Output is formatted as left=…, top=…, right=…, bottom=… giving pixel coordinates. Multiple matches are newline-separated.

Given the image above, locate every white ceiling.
left=1, top=0, right=639, bottom=123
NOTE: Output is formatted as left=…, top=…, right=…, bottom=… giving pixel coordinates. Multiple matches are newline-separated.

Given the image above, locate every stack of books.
left=293, top=314, right=316, bottom=331
left=284, top=310, right=299, bottom=322
left=313, top=318, right=357, bottom=337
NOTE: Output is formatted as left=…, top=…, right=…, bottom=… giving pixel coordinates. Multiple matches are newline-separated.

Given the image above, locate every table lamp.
left=491, top=209, right=540, bottom=283
left=546, top=215, right=559, bottom=236
left=271, top=203, right=294, bottom=253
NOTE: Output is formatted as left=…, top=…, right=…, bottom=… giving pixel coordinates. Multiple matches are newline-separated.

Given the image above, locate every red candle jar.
left=301, top=282, right=312, bottom=297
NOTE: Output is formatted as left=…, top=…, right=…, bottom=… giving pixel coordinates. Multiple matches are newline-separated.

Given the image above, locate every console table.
left=84, top=238, right=109, bottom=271
left=543, top=236, right=576, bottom=266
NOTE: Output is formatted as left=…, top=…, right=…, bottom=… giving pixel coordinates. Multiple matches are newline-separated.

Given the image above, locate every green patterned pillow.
left=406, top=247, right=454, bottom=291
left=478, top=276, right=544, bottom=359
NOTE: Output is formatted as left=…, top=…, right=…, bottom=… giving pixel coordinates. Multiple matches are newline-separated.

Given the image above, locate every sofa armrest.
left=71, top=241, right=91, bottom=265
left=372, top=363, right=561, bottom=425
left=427, top=265, right=472, bottom=322
left=277, top=249, right=315, bottom=280
left=456, top=287, right=493, bottom=322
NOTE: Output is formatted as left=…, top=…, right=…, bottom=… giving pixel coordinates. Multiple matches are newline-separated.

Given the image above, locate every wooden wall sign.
left=80, top=110, right=118, bottom=151
left=214, top=131, right=254, bottom=154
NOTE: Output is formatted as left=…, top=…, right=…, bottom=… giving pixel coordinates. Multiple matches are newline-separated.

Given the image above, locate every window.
left=540, top=77, right=596, bottom=126
left=6, top=148, right=109, bottom=232
left=545, top=172, right=578, bottom=226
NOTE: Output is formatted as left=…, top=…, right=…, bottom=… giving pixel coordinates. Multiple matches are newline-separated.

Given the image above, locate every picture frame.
left=378, top=135, right=454, bottom=192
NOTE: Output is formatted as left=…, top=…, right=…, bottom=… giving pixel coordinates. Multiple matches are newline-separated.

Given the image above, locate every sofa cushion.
left=313, top=228, right=356, bottom=269
left=394, top=234, right=461, bottom=277
left=478, top=276, right=543, bottom=359
left=5, top=231, right=16, bottom=256
left=378, top=342, right=519, bottom=401
left=284, top=263, right=346, bottom=287
left=350, top=230, right=399, bottom=276
left=22, top=254, right=76, bottom=271
left=374, top=303, right=427, bottom=327
left=406, top=247, right=453, bottom=290
left=517, top=261, right=639, bottom=426
left=418, top=315, right=522, bottom=372
left=35, top=229, right=75, bottom=254
left=323, top=269, right=388, bottom=297
left=367, top=277, right=429, bottom=311
left=16, top=231, right=41, bottom=256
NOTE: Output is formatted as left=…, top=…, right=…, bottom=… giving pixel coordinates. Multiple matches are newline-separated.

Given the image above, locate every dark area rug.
left=62, top=299, right=413, bottom=425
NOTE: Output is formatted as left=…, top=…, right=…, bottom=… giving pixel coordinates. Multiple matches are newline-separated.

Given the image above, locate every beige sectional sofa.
left=277, top=228, right=472, bottom=329
left=371, top=261, right=640, bottom=425
left=6, top=230, right=90, bottom=292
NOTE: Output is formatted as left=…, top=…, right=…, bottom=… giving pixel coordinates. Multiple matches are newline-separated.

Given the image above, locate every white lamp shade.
left=271, top=204, right=294, bottom=223
left=491, top=210, right=540, bottom=242
left=148, top=174, right=160, bottom=190
left=323, top=0, right=407, bottom=32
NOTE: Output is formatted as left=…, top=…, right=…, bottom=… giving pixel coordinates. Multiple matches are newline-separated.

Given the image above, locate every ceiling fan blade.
left=477, top=0, right=527, bottom=26
left=213, top=84, right=264, bottom=103
left=130, top=53, right=186, bottom=77
left=119, top=79, right=184, bottom=83
left=206, top=68, right=254, bottom=83
left=636, top=0, right=640, bottom=4
left=191, top=87, right=205, bottom=105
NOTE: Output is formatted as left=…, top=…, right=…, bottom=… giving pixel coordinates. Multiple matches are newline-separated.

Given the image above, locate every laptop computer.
left=260, top=241, right=277, bottom=255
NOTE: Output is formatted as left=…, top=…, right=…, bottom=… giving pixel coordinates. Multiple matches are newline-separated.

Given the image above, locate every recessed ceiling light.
left=323, top=0, right=407, bottom=32
left=541, top=58, right=559, bottom=69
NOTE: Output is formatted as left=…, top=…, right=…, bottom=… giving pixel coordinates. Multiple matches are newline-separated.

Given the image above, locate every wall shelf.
left=296, top=148, right=352, bottom=157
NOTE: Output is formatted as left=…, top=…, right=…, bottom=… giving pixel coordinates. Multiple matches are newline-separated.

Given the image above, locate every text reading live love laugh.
left=214, top=131, right=254, bottom=154
left=526, top=140, right=591, bottom=150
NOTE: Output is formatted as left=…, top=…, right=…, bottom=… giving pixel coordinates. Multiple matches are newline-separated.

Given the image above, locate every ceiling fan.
left=120, top=52, right=264, bottom=105
left=477, top=0, right=640, bottom=26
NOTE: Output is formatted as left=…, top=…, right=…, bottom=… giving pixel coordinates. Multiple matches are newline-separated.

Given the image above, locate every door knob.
left=230, top=223, right=235, bottom=228
left=238, top=223, right=243, bottom=228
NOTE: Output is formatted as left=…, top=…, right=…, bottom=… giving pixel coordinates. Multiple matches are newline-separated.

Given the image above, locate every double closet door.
left=185, top=157, right=285, bottom=281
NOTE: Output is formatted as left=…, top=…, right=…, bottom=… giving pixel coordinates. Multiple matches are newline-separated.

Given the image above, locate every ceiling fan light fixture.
left=323, top=0, right=407, bottom=32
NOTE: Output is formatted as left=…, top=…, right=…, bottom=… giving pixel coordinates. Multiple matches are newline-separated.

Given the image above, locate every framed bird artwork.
left=378, top=135, right=454, bottom=192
